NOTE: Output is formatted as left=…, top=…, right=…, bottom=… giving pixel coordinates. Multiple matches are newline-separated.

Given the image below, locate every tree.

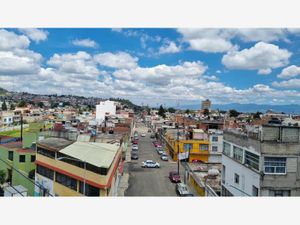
left=37, top=102, right=44, bottom=108
left=1, top=100, right=7, bottom=111
left=185, top=109, right=190, bottom=114
left=0, top=170, right=6, bottom=196
left=10, top=103, right=15, bottom=110
left=203, top=108, right=209, bottom=116
left=229, top=109, right=240, bottom=118
left=168, top=107, right=176, bottom=113
left=158, top=105, right=166, bottom=118
left=253, top=111, right=262, bottom=119
left=18, top=100, right=27, bottom=107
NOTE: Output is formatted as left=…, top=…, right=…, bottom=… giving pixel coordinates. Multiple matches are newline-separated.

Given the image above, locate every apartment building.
left=222, top=125, right=300, bottom=196
left=35, top=138, right=123, bottom=196
left=208, top=130, right=223, bottom=163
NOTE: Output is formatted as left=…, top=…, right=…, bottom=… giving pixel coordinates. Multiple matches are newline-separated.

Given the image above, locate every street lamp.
left=57, top=157, right=87, bottom=196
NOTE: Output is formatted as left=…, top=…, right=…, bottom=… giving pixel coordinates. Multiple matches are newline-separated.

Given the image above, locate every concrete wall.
left=96, top=101, right=116, bottom=123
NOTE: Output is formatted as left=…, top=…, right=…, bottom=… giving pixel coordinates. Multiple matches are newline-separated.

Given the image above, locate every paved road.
left=125, top=123, right=187, bottom=196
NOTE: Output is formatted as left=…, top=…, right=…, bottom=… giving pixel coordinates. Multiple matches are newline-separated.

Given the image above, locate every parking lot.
left=125, top=123, right=195, bottom=196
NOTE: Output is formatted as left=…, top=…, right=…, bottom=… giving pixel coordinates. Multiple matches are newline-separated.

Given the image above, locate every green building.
left=0, top=134, right=37, bottom=196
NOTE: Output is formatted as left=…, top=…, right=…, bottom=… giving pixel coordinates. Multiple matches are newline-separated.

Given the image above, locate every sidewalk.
left=117, top=142, right=132, bottom=196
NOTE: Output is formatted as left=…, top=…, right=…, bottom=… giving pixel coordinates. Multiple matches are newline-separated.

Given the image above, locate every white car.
left=142, top=160, right=160, bottom=168
left=161, top=155, right=168, bottom=161
left=141, top=133, right=146, bottom=137
left=132, top=145, right=138, bottom=150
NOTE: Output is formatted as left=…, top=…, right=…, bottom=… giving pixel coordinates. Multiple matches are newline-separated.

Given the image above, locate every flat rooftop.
left=60, top=142, right=120, bottom=169
left=37, top=137, right=74, bottom=151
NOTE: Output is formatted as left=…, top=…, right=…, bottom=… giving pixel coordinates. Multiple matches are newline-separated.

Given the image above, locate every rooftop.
left=59, top=142, right=120, bottom=169
left=37, top=137, right=74, bottom=152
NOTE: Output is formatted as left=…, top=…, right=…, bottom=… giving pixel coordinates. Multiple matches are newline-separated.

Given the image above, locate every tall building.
left=96, top=100, right=116, bottom=123
left=201, top=99, right=211, bottom=110
left=222, top=125, right=300, bottom=196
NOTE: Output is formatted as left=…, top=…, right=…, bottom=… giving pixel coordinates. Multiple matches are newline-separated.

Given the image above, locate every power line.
left=0, top=157, right=53, bottom=197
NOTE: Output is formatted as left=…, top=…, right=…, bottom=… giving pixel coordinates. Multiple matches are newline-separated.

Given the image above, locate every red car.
left=169, top=171, right=181, bottom=183
left=132, top=140, right=138, bottom=145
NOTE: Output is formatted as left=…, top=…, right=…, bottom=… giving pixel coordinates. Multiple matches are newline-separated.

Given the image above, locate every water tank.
left=208, top=168, right=219, bottom=176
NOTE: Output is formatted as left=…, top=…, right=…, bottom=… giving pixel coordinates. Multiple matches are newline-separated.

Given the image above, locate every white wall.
left=222, top=154, right=260, bottom=196
left=96, top=100, right=116, bottom=123
left=208, top=133, right=223, bottom=163
left=34, top=174, right=54, bottom=196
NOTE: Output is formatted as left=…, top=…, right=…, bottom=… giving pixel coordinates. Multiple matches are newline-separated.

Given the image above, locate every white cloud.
left=111, top=28, right=122, bottom=32
left=18, top=28, right=48, bottom=43
left=0, top=29, right=30, bottom=50
left=94, top=52, right=138, bottom=69
left=272, top=79, right=300, bottom=88
left=72, top=38, right=98, bottom=48
left=237, top=29, right=288, bottom=42
left=159, top=41, right=181, bottom=54
left=258, top=68, right=272, bottom=75
left=277, top=65, right=300, bottom=79
left=222, top=42, right=291, bottom=74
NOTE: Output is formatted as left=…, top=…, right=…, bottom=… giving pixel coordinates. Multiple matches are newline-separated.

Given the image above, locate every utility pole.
left=20, top=113, right=23, bottom=141
left=177, top=129, right=180, bottom=175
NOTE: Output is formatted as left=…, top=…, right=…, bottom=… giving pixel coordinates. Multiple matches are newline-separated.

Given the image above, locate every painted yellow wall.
left=189, top=175, right=205, bottom=196
left=54, top=182, right=82, bottom=196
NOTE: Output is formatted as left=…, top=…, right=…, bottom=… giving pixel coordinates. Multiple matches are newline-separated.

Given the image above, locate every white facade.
left=34, top=174, right=55, bottom=196
left=96, top=100, right=116, bottom=123
left=208, top=131, right=223, bottom=163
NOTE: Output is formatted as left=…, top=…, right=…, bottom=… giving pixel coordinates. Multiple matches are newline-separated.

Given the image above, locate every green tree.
left=0, top=170, right=6, bottom=196
left=18, top=100, right=27, bottom=107
left=158, top=105, right=166, bottom=118
left=168, top=107, right=176, bottom=113
left=253, top=111, right=262, bottom=119
left=1, top=100, right=7, bottom=111
left=203, top=108, right=209, bottom=116
left=229, top=109, right=240, bottom=118
left=37, top=102, right=44, bottom=108
left=185, top=109, right=191, bottom=114
left=10, top=103, right=15, bottom=110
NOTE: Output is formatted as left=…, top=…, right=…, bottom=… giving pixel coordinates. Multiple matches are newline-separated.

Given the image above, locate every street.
left=125, top=123, right=192, bottom=196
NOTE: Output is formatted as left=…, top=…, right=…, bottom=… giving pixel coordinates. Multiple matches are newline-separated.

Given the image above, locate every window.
left=184, top=144, right=192, bottom=151
left=222, top=165, right=226, bottom=184
left=245, top=151, right=260, bottom=171
left=37, top=147, right=55, bottom=159
left=233, top=146, right=243, bottom=163
left=55, top=172, right=77, bottom=191
left=79, top=181, right=100, bottom=196
left=252, top=186, right=259, bottom=196
left=264, top=157, right=286, bottom=174
left=8, top=151, right=14, bottom=161
left=234, top=173, right=239, bottom=184
left=212, top=146, right=218, bottom=152
left=223, top=142, right=231, bottom=156
left=212, top=136, right=218, bottom=142
left=200, top=144, right=208, bottom=151
left=269, top=190, right=290, bottom=197
left=31, top=155, right=36, bottom=162
left=36, top=164, right=54, bottom=180
left=19, top=155, right=25, bottom=163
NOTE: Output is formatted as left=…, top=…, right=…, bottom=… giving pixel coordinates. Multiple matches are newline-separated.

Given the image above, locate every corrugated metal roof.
left=60, top=142, right=119, bottom=168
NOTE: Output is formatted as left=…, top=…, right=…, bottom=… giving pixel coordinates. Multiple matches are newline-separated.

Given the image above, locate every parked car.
left=148, top=129, right=151, bottom=133
left=132, top=145, right=138, bottom=151
left=169, top=171, right=181, bottom=183
left=132, top=140, right=138, bottom=145
left=131, top=153, right=139, bottom=160
left=161, top=155, right=168, bottom=161
left=150, top=134, right=155, bottom=138
left=175, top=183, right=193, bottom=196
left=142, top=160, right=160, bottom=168
left=141, top=133, right=146, bottom=137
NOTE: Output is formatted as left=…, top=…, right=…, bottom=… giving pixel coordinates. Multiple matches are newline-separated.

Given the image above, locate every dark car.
left=148, top=129, right=151, bottom=133
left=169, top=171, right=181, bottom=183
left=131, top=153, right=139, bottom=160
left=132, top=140, right=138, bottom=145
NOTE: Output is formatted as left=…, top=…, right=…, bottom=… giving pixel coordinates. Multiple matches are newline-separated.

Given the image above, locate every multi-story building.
left=96, top=100, right=116, bottom=123
left=163, top=128, right=210, bottom=162
left=201, top=99, right=211, bottom=110
left=208, top=130, right=223, bottom=163
left=35, top=138, right=123, bottom=196
left=222, top=125, right=300, bottom=196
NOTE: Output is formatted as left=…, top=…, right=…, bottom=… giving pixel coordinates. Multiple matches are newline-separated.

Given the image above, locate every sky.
left=2, top=28, right=300, bottom=107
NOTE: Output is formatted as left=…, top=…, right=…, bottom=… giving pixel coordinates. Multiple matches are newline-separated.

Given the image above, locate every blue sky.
left=2, top=28, right=300, bottom=107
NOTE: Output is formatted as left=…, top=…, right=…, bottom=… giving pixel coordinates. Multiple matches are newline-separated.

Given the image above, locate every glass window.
left=234, top=173, right=239, bottom=184
left=8, top=151, right=14, bottom=161
left=37, top=147, right=55, bottom=159
left=245, top=151, right=260, bottom=171
left=200, top=144, right=208, bottom=151
left=212, top=136, right=218, bottom=142
left=31, top=155, right=36, bottom=162
left=184, top=144, right=192, bottom=151
left=79, top=181, right=100, bottom=196
left=252, top=186, right=259, bottom=196
left=36, top=164, right=54, bottom=180
left=269, top=190, right=290, bottom=196
left=19, top=155, right=25, bottom=163
left=55, top=172, right=77, bottom=191
left=223, top=142, right=231, bottom=156
left=212, top=146, right=218, bottom=152
left=264, top=157, right=286, bottom=174
left=233, top=146, right=243, bottom=163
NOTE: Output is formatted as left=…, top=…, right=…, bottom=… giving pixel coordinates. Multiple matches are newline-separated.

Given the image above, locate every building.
left=201, top=99, right=211, bottom=110
left=0, top=135, right=36, bottom=196
left=35, top=138, right=123, bottom=196
left=96, top=100, right=116, bottom=123
left=163, top=128, right=210, bottom=162
left=222, top=125, right=300, bottom=196
left=208, top=130, right=223, bottom=163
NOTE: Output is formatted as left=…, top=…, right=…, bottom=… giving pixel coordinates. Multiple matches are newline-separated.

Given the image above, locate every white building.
left=96, top=100, right=116, bottom=123
left=208, top=129, right=223, bottom=163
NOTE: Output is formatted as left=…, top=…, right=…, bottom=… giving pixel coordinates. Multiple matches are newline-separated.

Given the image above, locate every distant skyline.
left=2, top=28, right=300, bottom=107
